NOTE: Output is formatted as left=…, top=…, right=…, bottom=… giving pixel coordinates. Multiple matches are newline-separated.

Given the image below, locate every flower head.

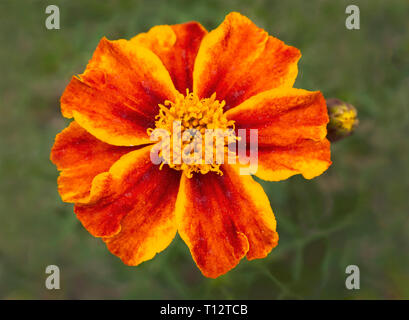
left=148, top=90, right=235, bottom=177
left=50, top=12, right=331, bottom=278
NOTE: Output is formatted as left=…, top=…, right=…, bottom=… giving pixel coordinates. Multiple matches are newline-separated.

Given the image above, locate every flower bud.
left=326, top=98, right=359, bottom=142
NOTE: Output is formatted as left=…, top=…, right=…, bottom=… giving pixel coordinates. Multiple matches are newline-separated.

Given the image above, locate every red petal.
left=74, top=146, right=181, bottom=269
left=194, top=12, right=300, bottom=110
left=225, top=88, right=329, bottom=146
left=132, top=22, right=207, bottom=93
left=50, top=121, right=135, bottom=203
left=61, top=37, right=179, bottom=146
left=176, top=165, right=278, bottom=278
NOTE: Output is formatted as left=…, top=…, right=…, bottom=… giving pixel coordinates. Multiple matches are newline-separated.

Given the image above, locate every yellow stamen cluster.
left=148, top=91, right=236, bottom=178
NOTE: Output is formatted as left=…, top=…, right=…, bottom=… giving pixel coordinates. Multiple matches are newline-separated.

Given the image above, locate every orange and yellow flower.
left=50, top=12, right=331, bottom=278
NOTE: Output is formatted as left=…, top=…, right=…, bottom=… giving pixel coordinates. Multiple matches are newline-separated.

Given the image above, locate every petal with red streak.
left=223, top=36, right=300, bottom=111
left=225, top=88, right=329, bottom=146
left=50, top=121, right=136, bottom=203
left=225, top=88, right=331, bottom=181
left=61, top=37, right=180, bottom=146
left=176, top=165, right=278, bottom=278
left=193, top=12, right=300, bottom=110
left=74, top=146, right=181, bottom=267
left=255, top=139, right=332, bottom=181
left=132, top=22, right=207, bottom=93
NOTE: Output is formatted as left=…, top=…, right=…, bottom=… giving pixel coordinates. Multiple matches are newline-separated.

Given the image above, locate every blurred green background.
left=1, top=0, right=408, bottom=299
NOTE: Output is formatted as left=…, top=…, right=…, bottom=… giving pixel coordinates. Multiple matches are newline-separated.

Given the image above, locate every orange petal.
left=74, top=146, right=181, bottom=268
left=225, top=88, right=329, bottom=146
left=176, top=165, right=278, bottom=278
left=223, top=36, right=300, bottom=111
left=132, top=22, right=207, bottom=93
left=193, top=12, right=300, bottom=110
left=50, top=121, right=135, bottom=203
left=256, top=139, right=332, bottom=181
left=61, top=37, right=180, bottom=146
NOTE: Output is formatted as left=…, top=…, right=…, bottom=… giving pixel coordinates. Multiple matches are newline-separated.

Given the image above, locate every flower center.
left=148, top=91, right=236, bottom=178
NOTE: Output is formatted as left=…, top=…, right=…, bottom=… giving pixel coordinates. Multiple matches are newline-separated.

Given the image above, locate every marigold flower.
left=50, top=12, right=332, bottom=278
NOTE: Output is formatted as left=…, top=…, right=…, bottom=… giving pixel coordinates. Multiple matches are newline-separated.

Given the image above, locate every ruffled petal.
left=222, top=36, right=300, bottom=111
left=176, top=165, right=278, bottom=278
left=193, top=12, right=300, bottom=110
left=255, top=139, right=331, bottom=181
left=132, top=22, right=207, bottom=93
left=225, top=88, right=329, bottom=146
left=50, top=121, right=135, bottom=203
left=74, top=146, right=181, bottom=267
left=61, top=37, right=180, bottom=146
left=225, top=88, right=331, bottom=181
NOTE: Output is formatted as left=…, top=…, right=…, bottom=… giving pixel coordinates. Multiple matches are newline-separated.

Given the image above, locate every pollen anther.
left=148, top=90, right=236, bottom=178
